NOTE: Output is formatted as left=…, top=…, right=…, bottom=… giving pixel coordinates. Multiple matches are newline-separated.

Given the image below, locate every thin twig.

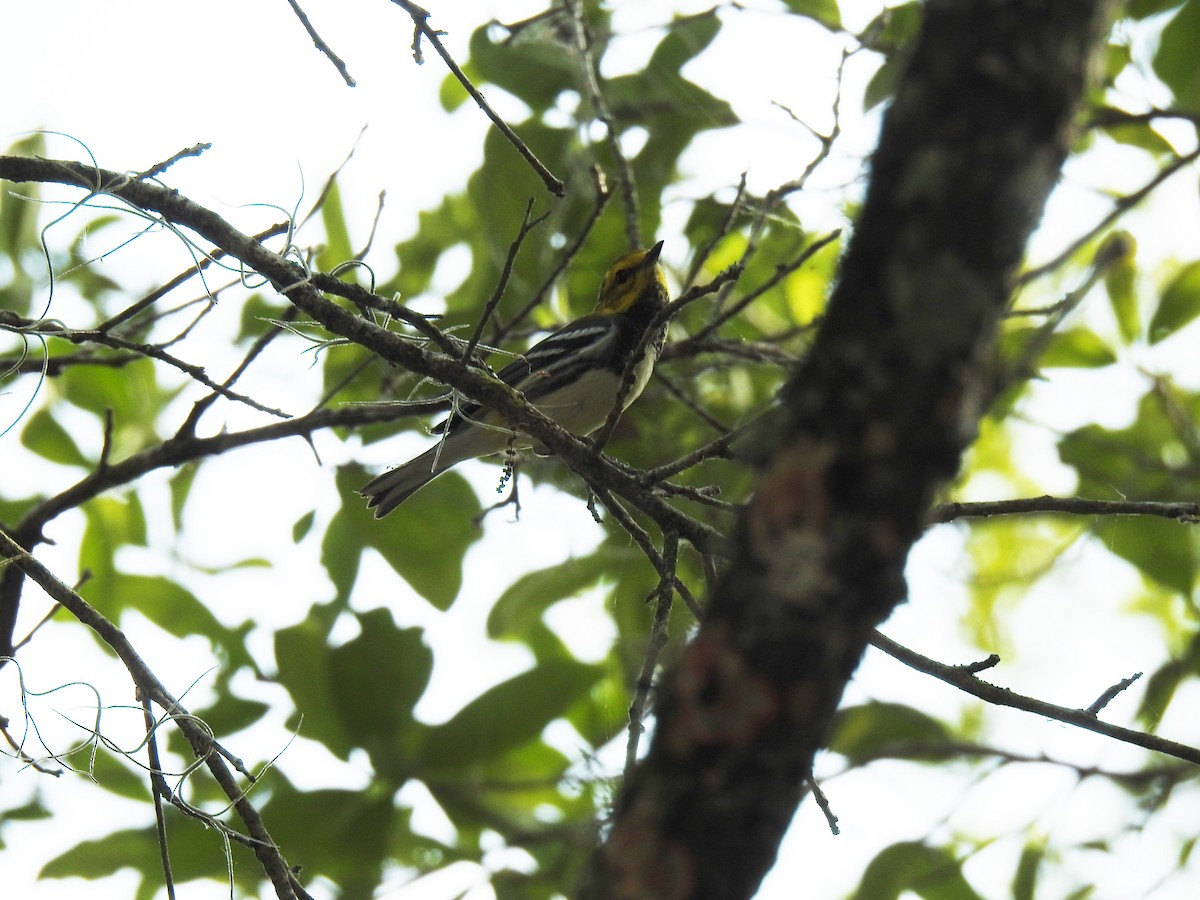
left=654, top=373, right=730, bottom=435
left=688, top=230, right=840, bottom=347
left=463, top=200, right=547, bottom=363
left=624, top=535, right=679, bottom=778
left=18, top=319, right=292, bottom=419
left=178, top=306, right=301, bottom=438
left=1020, top=147, right=1200, bottom=284
left=589, top=485, right=704, bottom=620
left=298, top=125, right=368, bottom=230
left=684, top=173, right=749, bottom=291
left=392, top=0, right=564, bottom=197
left=805, top=774, right=840, bottom=836
left=929, top=496, right=1200, bottom=525
left=1087, top=672, right=1143, bottom=716
left=642, top=420, right=756, bottom=482
left=0, top=528, right=311, bottom=899
left=143, top=697, right=177, bottom=900
left=564, top=0, right=640, bottom=246
left=97, top=222, right=291, bottom=334
left=283, top=0, right=357, bottom=86
left=355, top=190, right=387, bottom=261
left=497, top=166, right=612, bottom=340
left=135, top=144, right=212, bottom=182
left=870, top=632, right=1200, bottom=767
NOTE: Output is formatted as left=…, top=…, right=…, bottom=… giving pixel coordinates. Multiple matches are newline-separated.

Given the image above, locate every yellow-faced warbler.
left=362, top=241, right=669, bottom=516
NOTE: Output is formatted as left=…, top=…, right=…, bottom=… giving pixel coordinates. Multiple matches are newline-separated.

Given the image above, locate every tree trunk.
left=584, top=1, right=1118, bottom=897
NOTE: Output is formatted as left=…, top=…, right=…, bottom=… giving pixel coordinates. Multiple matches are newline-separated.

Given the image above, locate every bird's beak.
left=645, top=240, right=664, bottom=265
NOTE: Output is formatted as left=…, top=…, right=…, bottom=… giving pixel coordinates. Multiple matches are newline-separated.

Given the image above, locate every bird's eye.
left=614, top=268, right=633, bottom=285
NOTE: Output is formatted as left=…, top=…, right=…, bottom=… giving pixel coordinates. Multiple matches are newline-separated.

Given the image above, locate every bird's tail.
left=360, top=445, right=448, bottom=517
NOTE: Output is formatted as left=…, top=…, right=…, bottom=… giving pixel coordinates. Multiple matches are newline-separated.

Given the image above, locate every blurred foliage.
left=4, top=1, right=1200, bottom=899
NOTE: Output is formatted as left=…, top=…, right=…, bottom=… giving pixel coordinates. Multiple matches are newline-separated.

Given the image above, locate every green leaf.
left=324, top=466, right=482, bottom=609
left=0, top=135, right=44, bottom=297
left=187, top=685, right=271, bottom=737
left=58, top=358, right=177, bottom=459
left=317, top=180, right=354, bottom=273
left=416, top=659, right=602, bottom=772
left=20, top=407, right=92, bottom=467
left=321, top=341, right=378, bottom=405
left=1181, top=835, right=1198, bottom=866
left=104, top=574, right=252, bottom=667
left=1101, top=42, right=1134, bottom=86
left=1095, top=516, right=1194, bottom=595
left=602, top=12, right=738, bottom=215
left=438, top=69, right=470, bottom=112
left=852, top=841, right=985, bottom=900
left=1131, top=0, right=1185, bottom=17
left=43, top=819, right=258, bottom=896
left=292, top=509, right=316, bottom=542
left=567, top=667, right=630, bottom=750
left=1058, top=389, right=1200, bottom=502
left=168, top=463, right=197, bottom=532
left=236, top=292, right=285, bottom=343
left=275, top=608, right=354, bottom=759
left=828, top=702, right=954, bottom=765
left=1103, top=236, right=1140, bottom=344
left=278, top=609, right=434, bottom=772
left=79, top=494, right=148, bottom=606
left=328, top=608, right=432, bottom=771
left=467, top=16, right=582, bottom=114
left=0, top=797, right=50, bottom=821
left=782, top=0, right=841, bottom=28
left=60, top=356, right=157, bottom=417
left=1040, top=327, right=1117, bottom=368
left=488, top=550, right=621, bottom=640
left=1150, top=261, right=1200, bottom=344
left=1154, top=0, right=1200, bottom=109
left=1012, top=839, right=1045, bottom=900
left=260, top=777, right=395, bottom=893
left=649, top=10, right=723, bottom=73
left=74, top=750, right=153, bottom=802
left=1136, top=636, right=1200, bottom=726
left=1102, top=120, right=1176, bottom=156
left=865, top=1, right=924, bottom=52
left=426, top=740, right=585, bottom=840
left=41, top=827, right=159, bottom=881
left=386, top=193, right=477, bottom=303
left=864, top=57, right=902, bottom=110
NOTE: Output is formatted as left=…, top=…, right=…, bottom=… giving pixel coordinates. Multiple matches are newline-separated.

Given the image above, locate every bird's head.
left=593, top=240, right=668, bottom=316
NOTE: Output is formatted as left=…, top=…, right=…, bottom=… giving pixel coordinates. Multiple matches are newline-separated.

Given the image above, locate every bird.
left=361, top=241, right=669, bottom=517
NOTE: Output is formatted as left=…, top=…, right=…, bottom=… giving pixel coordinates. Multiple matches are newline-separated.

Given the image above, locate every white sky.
left=3, top=2, right=1200, bottom=899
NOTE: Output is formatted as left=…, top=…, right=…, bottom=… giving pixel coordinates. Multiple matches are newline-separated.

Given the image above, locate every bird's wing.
left=435, top=315, right=618, bottom=433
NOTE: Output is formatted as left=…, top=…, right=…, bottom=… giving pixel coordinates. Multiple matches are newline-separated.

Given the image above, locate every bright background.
left=3, top=1, right=1200, bottom=898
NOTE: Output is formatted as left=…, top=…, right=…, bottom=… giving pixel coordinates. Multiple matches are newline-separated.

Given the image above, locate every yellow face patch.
left=593, top=242, right=668, bottom=315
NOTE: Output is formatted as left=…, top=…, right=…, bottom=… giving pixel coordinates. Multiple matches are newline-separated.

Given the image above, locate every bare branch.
left=0, top=529, right=312, bottom=900
left=142, top=697, right=178, bottom=900
left=462, top=199, right=547, bottom=363
left=930, top=495, right=1200, bottom=525
left=625, top=534, right=680, bottom=779
left=871, top=632, right=1199, bottom=767
left=563, top=0, right=640, bottom=247
left=283, top=0, right=357, bottom=86
left=1020, top=146, right=1200, bottom=284
left=0, top=154, right=727, bottom=657
left=497, top=166, right=612, bottom=341
left=1087, top=672, right=1143, bottom=716
left=391, top=1, right=565, bottom=197
left=136, top=143, right=212, bottom=181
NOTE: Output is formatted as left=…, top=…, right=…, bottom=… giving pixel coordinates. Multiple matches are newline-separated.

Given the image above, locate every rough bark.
left=584, top=1, right=1118, bottom=897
